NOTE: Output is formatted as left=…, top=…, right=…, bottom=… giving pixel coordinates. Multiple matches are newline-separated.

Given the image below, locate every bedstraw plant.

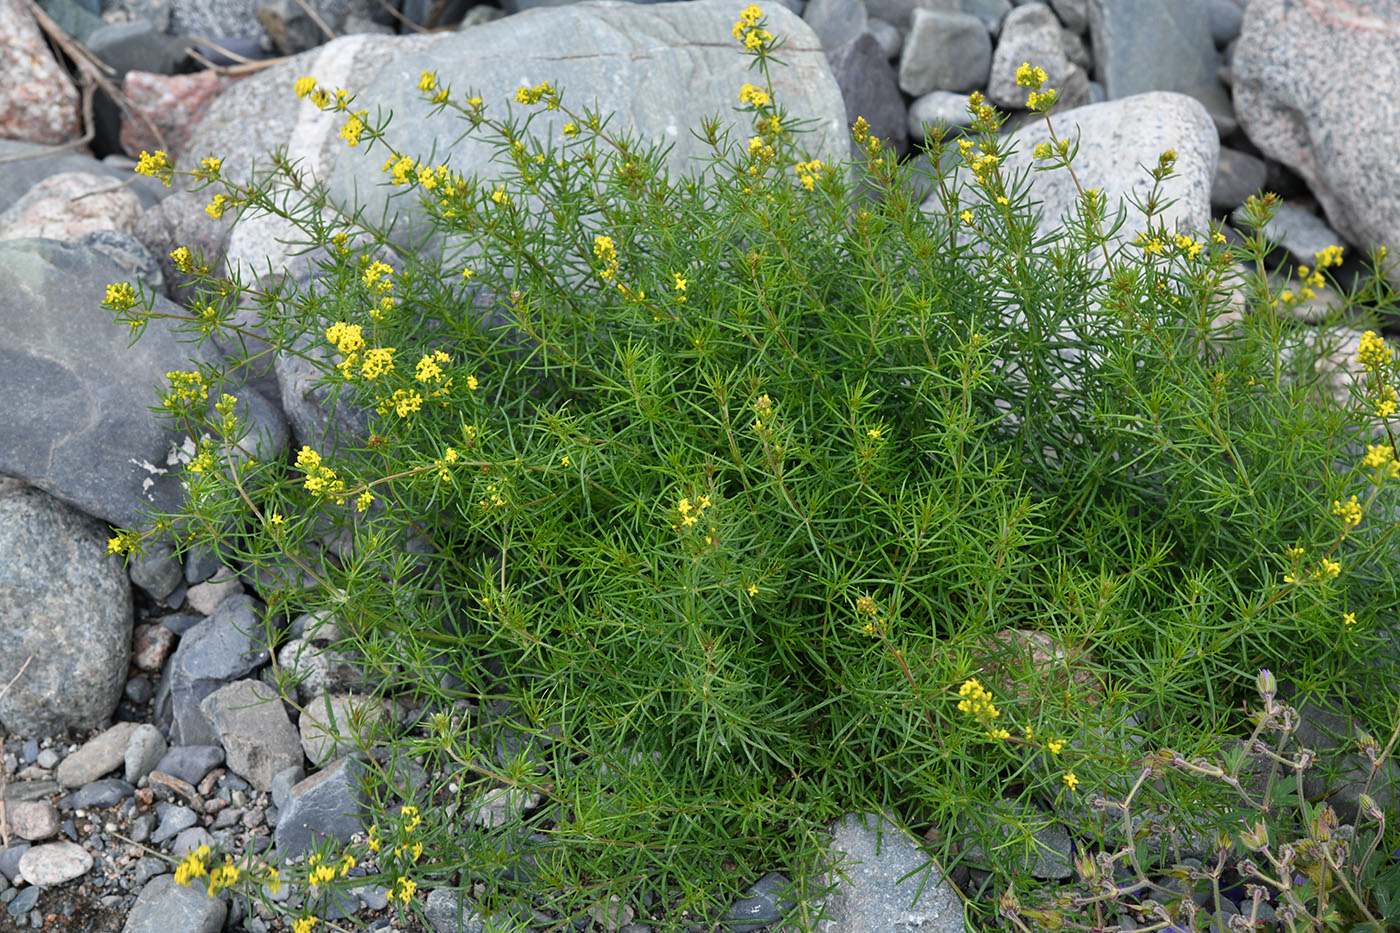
left=104, top=6, right=1400, bottom=930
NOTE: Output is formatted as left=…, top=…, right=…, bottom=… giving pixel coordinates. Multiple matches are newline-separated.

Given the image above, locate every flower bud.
left=1074, top=851, right=1098, bottom=883
left=1239, top=819, right=1269, bottom=852
left=1256, top=668, right=1277, bottom=699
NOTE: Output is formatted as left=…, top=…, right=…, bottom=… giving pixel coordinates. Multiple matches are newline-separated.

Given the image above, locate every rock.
left=1230, top=199, right=1347, bottom=270
left=124, top=724, right=168, bottom=784
left=17, top=840, right=92, bottom=886
left=826, top=30, right=908, bottom=160
left=0, top=487, right=131, bottom=737
left=720, top=871, right=796, bottom=932
left=272, top=754, right=370, bottom=858
left=57, top=778, right=135, bottom=810
left=907, top=89, right=975, bottom=142
left=1211, top=145, right=1266, bottom=211
left=1207, top=0, right=1242, bottom=47
left=467, top=786, right=541, bottom=829
left=0, top=171, right=144, bottom=243
left=0, top=237, right=288, bottom=530
left=1089, top=0, right=1224, bottom=112
left=898, top=10, right=991, bottom=97
left=866, top=16, right=901, bottom=58
left=0, top=141, right=161, bottom=216
left=131, top=623, right=177, bottom=673
left=298, top=693, right=385, bottom=765
left=257, top=0, right=356, bottom=54
left=184, top=573, right=243, bottom=616
left=200, top=679, right=303, bottom=790
left=1292, top=693, right=1400, bottom=824
left=927, top=91, right=1218, bottom=248
left=1233, top=0, right=1399, bottom=285
left=123, top=872, right=227, bottom=933
left=55, top=722, right=141, bottom=788
left=130, top=190, right=234, bottom=309
left=268, top=764, right=305, bottom=812
left=127, top=544, right=185, bottom=604
left=171, top=826, right=215, bottom=857
left=156, top=594, right=271, bottom=747
left=0, top=845, right=29, bottom=881
left=120, top=70, right=235, bottom=163
left=275, top=636, right=370, bottom=702
left=802, top=0, right=866, bottom=52
left=5, top=801, right=60, bottom=842
left=986, top=1, right=1087, bottom=110
left=0, top=0, right=81, bottom=144
left=35, top=0, right=104, bottom=42
left=152, top=746, right=225, bottom=785
left=812, top=812, right=962, bottom=932
left=150, top=803, right=198, bottom=843
left=1047, top=0, right=1085, bottom=33
left=86, top=19, right=178, bottom=78
left=423, top=886, right=486, bottom=933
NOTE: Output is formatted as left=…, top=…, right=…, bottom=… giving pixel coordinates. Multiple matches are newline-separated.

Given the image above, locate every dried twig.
left=374, top=0, right=426, bottom=32
left=291, top=0, right=337, bottom=43
left=185, top=39, right=292, bottom=76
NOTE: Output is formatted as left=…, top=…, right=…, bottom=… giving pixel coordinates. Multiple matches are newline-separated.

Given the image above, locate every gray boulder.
left=0, top=237, right=288, bottom=530
left=122, top=873, right=227, bottom=933
left=826, top=31, right=909, bottom=160
left=813, top=812, right=963, bottom=932
left=0, top=487, right=131, bottom=737
left=156, top=594, right=271, bottom=746
left=201, top=678, right=303, bottom=790
left=273, top=754, right=371, bottom=858
left=1233, top=0, right=1400, bottom=287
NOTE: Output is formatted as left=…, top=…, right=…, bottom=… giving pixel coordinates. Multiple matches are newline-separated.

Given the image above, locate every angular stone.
left=18, top=840, right=93, bottom=886
left=0, top=171, right=145, bottom=244
left=826, top=31, right=908, bottom=161
left=812, top=813, right=962, bottom=932
left=127, top=544, right=185, bottom=604
left=721, top=871, right=796, bottom=932
left=0, top=487, right=131, bottom=737
left=299, top=693, right=385, bottom=766
left=57, top=778, right=135, bottom=811
left=200, top=679, right=302, bottom=790
left=423, top=887, right=486, bottom=933
left=56, top=722, right=141, bottom=788
left=273, top=755, right=370, bottom=858
left=802, top=0, right=867, bottom=51
left=1088, top=0, right=1226, bottom=120
left=152, top=746, right=225, bottom=786
left=157, top=594, right=271, bottom=747
left=184, top=574, right=244, bottom=616
left=987, top=2, right=1087, bottom=110
left=124, top=724, right=168, bottom=784
left=0, top=0, right=81, bottom=144
left=1233, top=0, right=1399, bottom=285
left=0, top=238, right=288, bottom=530
left=122, top=872, right=227, bottom=933
left=898, top=10, right=991, bottom=97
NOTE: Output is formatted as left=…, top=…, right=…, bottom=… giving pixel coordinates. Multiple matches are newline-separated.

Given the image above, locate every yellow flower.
left=417, top=70, right=438, bottom=93
left=205, top=194, right=233, bottom=219
left=1015, top=62, right=1047, bottom=89
left=294, top=76, right=318, bottom=99
left=1045, top=737, right=1065, bottom=755
left=1062, top=771, right=1080, bottom=791
left=268, top=512, right=285, bottom=528
left=1344, top=612, right=1357, bottom=628
left=339, top=854, right=356, bottom=877
left=746, top=583, right=758, bottom=596
left=366, top=825, right=381, bottom=853
left=1315, top=244, right=1345, bottom=269
left=1331, top=494, right=1362, bottom=529
left=339, top=111, right=369, bottom=147
left=265, top=867, right=282, bottom=895
left=293, top=917, right=318, bottom=933
left=361, top=260, right=394, bottom=292
left=467, top=374, right=479, bottom=391
left=199, top=156, right=221, bottom=176
left=169, top=246, right=195, bottom=273
left=104, top=281, right=138, bottom=311
left=392, top=876, right=417, bottom=903
left=960, top=210, right=974, bottom=224
left=325, top=321, right=366, bottom=355
left=563, top=121, right=579, bottom=138
left=561, top=455, right=570, bottom=467
left=737, top=83, right=770, bottom=107
left=490, top=185, right=509, bottom=206
left=134, top=149, right=172, bottom=184
left=360, top=347, right=396, bottom=380
left=1358, top=330, right=1392, bottom=372
left=356, top=491, right=374, bottom=512
left=1033, top=142, right=1052, bottom=160
left=1319, top=558, right=1341, bottom=579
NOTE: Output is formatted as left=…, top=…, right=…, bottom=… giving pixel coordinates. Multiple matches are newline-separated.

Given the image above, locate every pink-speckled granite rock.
left=1233, top=0, right=1400, bottom=284
left=0, top=0, right=81, bottom=144
left=0, top=171, right=143, bottom=243
left=119, top=70, right=236, bottom=162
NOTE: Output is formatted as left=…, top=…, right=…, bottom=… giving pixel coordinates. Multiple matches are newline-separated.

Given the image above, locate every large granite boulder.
left=1233, top=0, right=1400, bottom=285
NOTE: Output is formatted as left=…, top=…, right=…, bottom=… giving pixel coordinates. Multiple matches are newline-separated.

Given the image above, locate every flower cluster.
left=296, top=446, right=348, bottom=504
left=104, top=281, right=138, bottom=312
left=792, top=158, right=827, bottom=191
left=417, top=70, right=449, bottom=104
left=1331, top=494, right=1362, bottom=533
left=593, top=234, right=620, bottom=281
left=1281, top=545, right=1341, bottom=584
left=513, top=80, right=559, bottom=109
left=134, top=149, right=174, bottom=186
left=1015, top=61, right=1057, bottom=111
left=732, top=4, right=772, bottom=52
left=1356, top=330, right=1392, bottom=373
left=1362, top=443, right=1400, bottom=479
left=737, top=82, right=770, bottom=108
left=956, top=678, right=1007, bottom=739
left=164, top=370, right=209, bottom=412
left=172, top=844, right=245, bottom=898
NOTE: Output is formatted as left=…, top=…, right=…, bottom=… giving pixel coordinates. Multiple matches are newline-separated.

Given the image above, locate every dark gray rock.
left=1089, top=0, right=1226, bottom=122
left=86, top=20, right=179, bottom=78
left=158, top=613, right=204, bottom=637
left=127, top=543, right=184, bottom=603
left=423, top=886, right=486, bottom=933
left=130, top=190, right=233, bottom=310
left=0, top=845, right=31, bottom=882
left=987, top=1, right=1088, bottom=110
left=898, top=9, right=992, bottom=97
left=272, top=755, right=371, bottom=858
left=57, top=779, right=135, bottom=811
left=156, top=594, right=271, bottom=747
left=122, top=873, right=227, bottom=933
left=200, top=679, right=303, bottom=790
left=720, top=871, right=796, bottom=932
left=0, top=237, right=287, bottom=530
left=35, top=0, right=106, bottom=42
left=1212, top=145, right=1267, bottom=211
left=151, top=803, right=198, bottom=843
left=825, top=31, right=909, bottom=163
left=0, top=487, right=131, bottom=737
left=268, top=764, right=305, bottom=812
left=812, top=812, right=963, bottom=932
left=802, top=0, right=867, bottom=51
left=1207, top=0, right=1242, bottom=47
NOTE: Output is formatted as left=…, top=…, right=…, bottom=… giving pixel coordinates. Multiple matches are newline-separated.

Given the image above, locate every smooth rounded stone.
left=55, top=722, right=141, bottom=788
left=272, top=755, right=370, bottom=858
left=131, top=624, right=176, bottom=674
left=1230, top=199, right=1346, bottom=268
left=124, top=724, right=168, bottom=784
left=908, top=89, right=975, bottom=140
left=184, top=574, right=244, bottom=617
left=1048, top=0, right=1086, bottom=32
left=122, top=873, right=227, bottom=933
left=0, top=238, right=288, bottom=531
left=34, top=750, right=58, bottom=770
left=124, top=540, right=183, bottom=599
left=811, top=813, right=962, bottom=932
left=17, top=840, right=92, bottom=886
left=132, top=856, right=168, bottom=886
left=58, top=779, right=135, bottom=811
left=19, top=740, right=37, bottom=766
left=299, top=693, right=388, bottom=766
left=200, top=679, right=303, bottom=791
left=1207, top=0, right=1242, bottom=46
left=151, top=804, right=199, bottom=844
left=0, top=0, right=82, bottom=144
left=866, top=16, right=900, bottom=58
left=0, top=171, right=144, bottom=244
left=130, top=190, right=233, bottom=309
left=720, top=871, right=796, bottom=932
left=152, top=746, right=225, bottom=786
left=6, top=884, right=39, bottom=917
left=128, top=813, right=155, bottom=845
left=987, top=2, right=1087, bottom=110
left=423, top=887, right=486, bottom=933
left=170, top=826, right=214, bottom=858
left=124, top=677, right=155, bottom=706
left=802, top=0, right=867, bottom=51
left=1211, top=145, right=1266, bottom=210
left=898, top=10, right=991, bottom=96
left=157, top=594, right=272, bottom=747
left=5, top=801, right=59, bottom=842
left=0, top=845, right=30, bottom=881
left=0, top=487, right=132, bottom=737
left=825, top=31, right=909, bottom=161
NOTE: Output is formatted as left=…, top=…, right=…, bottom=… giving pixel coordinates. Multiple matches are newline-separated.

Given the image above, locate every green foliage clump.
left=106, top=7, right=1400, bottom=931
